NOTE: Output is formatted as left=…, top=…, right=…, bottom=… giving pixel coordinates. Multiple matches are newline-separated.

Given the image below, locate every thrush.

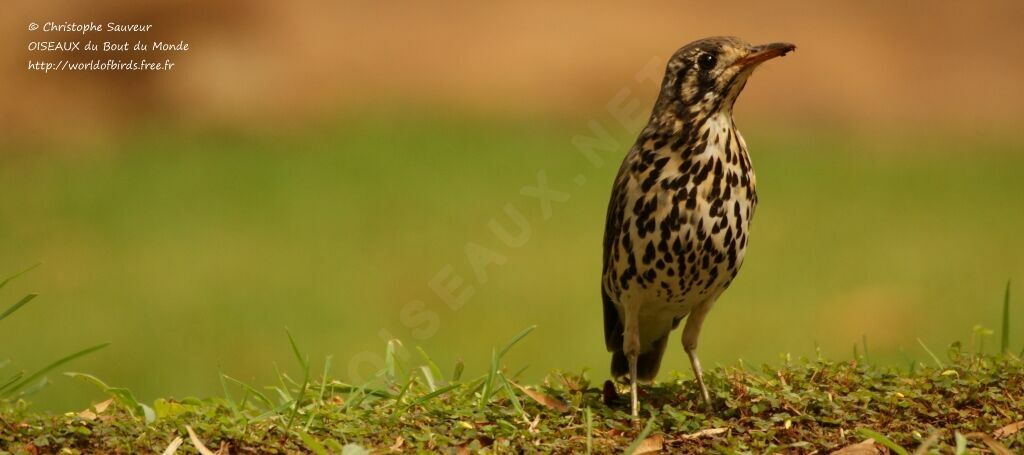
left=601, top=37, right=794, bottom=417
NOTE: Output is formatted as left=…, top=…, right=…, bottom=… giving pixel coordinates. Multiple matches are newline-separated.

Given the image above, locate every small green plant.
left=0, top=264, right=108, bottom=401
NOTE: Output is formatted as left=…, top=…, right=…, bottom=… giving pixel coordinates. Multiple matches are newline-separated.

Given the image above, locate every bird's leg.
left=682, top=301, right=714, bottom=412
left=622, top=305, right=641, bottom=420
left=686, top=348, right=711, bottom=411
left=628, top=352, right=639, bottom=419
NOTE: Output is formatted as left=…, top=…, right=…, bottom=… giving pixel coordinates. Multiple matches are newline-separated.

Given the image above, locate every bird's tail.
left=611, top=334, right=669, bottom=383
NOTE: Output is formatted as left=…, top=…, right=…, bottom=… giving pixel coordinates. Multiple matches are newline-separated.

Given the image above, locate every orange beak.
left=734, top=42, right=796, bottom=68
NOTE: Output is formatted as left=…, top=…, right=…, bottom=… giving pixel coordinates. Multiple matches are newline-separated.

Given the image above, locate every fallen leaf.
left=528, top=414, right=541, bottom=433
left=186, top=425, right=217, bottom=455
left=161, top=436, right=184, bottom=455
left=680, top=427, right=729, bottom=440
left=993, top=420, right=1024, bottom=439
left=830, top=439, right=880, bottom=455
left=78, top=398, right=114, bottom=420
left=509, top=381, right=569, bottom=412
left=967, top=432, right=1014, bottom=455
left=389, top=436, right=404, bottom=451
left=630, top=434, right=663, bottom=454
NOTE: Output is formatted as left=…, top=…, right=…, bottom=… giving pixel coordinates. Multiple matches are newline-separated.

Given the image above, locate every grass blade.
left=384, top=339, right=403, bottom=383
left=416, top=346, right=445, bottom=385
left=284, top=331, right=311, bottom=433
left=1001, top=280, right=1011, bottom=355
left=478, top=348, right=498, bottom=409
left=2, top=342, right=109, bottom=398
left=623, top=418, right=657, bottom=455
left=0, top=293, right=38, bottom=322
left=419, top=365, right=437, bottom=392
left=916, top=338, right=944, bottom=369
left=857, top=428, right=908, bottom=455
left=478, top=326, right=538, bottom=409
left=498, top=325, right=537, bottom=359
left=499, top=373, right=526, bottom=420
left=409, top=383, right=461, bottom=407
left=286, top=329, right=310, bottom=371
left=0, top=263, right=41, bottom=292
left=394, top=377, right=415, bottom=405
left=221, top=374, right=275, bottom=409
left=218, top=370, right=238, bottom=413
left=0, top=372, right=24, bottom=394
left=319, top=355, right=333, bottom=402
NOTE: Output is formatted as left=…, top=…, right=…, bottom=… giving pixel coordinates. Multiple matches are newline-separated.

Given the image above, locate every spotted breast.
left=603, top=110, right=756, bottom=370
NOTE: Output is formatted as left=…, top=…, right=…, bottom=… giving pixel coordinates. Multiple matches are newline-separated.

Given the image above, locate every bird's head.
left=657, top=37, right=795, bottom=118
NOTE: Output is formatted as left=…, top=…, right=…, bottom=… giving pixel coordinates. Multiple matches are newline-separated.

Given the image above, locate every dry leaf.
left=680, top=427, right=728, bottom=440
left=77, top=398, right=114, bottom=421
left=161, top=436, right=184, bottom=455
left=509, top=381, right=569, bottom=412
left=830, top=439, right=880, bottom=455
left=631, top=434, right=663, bottom=454
left=528, top=415, right=541, bottom=433
left=994, top=420, right=1024, bottom=439
left=967, top=432, right=1014, bottom=455
left=389, top=436, right=405, bottom=451
left=186, top=425, right=218, bottom=455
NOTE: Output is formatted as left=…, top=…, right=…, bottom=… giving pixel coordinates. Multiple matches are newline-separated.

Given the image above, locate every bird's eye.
left=697, top=53, right=717, bottom=70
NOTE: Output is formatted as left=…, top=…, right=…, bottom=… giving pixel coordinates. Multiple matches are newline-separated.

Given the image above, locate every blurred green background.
left=2, top=2, right=1023, bottom=410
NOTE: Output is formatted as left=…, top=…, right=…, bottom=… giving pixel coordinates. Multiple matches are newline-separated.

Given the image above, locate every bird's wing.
left=602, top=146, right=638, bottom=352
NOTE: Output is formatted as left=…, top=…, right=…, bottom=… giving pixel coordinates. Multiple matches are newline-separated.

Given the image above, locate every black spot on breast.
left=695, top=159, right=713, bottom=183
left=643, top=241, right=655, bottom=264
left=685, top=186, right=698, bottom=209
left=643, top=269, right=657, bottom=282
left=678, top=160, right=693, bottom=174
left=632, top=198, right=644, bottom=216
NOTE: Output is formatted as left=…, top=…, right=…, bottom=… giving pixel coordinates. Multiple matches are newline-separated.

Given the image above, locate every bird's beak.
left=734, top=42, right=796, bottom=68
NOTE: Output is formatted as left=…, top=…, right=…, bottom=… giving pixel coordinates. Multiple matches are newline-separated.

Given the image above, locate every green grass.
left=1, top=113, right=1023, bottom=414
left=1, top=327, right=1022, bottom=453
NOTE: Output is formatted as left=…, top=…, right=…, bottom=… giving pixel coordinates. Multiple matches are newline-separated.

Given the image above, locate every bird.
left=601, top=37, right=794, bottom=418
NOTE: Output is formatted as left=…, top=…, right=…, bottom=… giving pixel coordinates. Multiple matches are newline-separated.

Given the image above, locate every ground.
left=2, top=338, right=1022, bottom=454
